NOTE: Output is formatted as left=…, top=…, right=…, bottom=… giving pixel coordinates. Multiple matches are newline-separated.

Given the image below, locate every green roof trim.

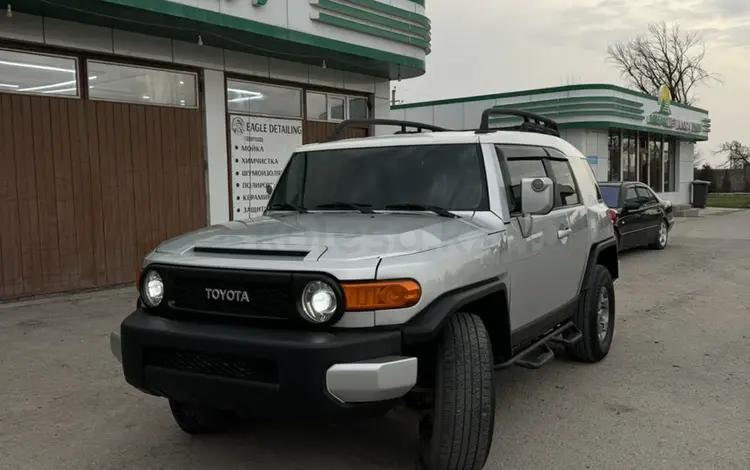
left=494, top=95, right=643, bottom=110
left=311, top=12, right=430, bottom=53
left=490, top=110, right=645, bottom=125
left=346, top=0, right=430, bottom=27
left=17, top=0, right=426, bottom=79
left=391, top=83, right=709, bottom=113
left=492, top=102, right=645, bottom=118
left=313, top=0, right=430, bottom=42
left=559, top=122, right=708, bottom=141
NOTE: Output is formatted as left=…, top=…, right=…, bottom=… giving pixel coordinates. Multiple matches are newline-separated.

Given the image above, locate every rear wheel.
left=649, top=219, right=668, bottom=250
left=418, top=312, right=495, bottom=470
left=567, top=264, right=615, bottom=363
left=169, top=399, right=237, bottom=435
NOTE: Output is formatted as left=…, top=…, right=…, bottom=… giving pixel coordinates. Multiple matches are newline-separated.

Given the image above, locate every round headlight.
left=141, top=270, right=164, bottom=308
left=300, top=281, right=337, bottom=323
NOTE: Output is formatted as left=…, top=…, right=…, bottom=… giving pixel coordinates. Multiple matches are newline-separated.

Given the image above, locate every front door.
left=499, top=146, right=590, bottom=332
left=635, top=185, right=662, bottom=244
left=618, top=185, right=644, bottom=249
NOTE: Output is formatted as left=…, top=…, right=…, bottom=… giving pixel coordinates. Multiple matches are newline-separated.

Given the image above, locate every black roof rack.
left=477, top=108, right=560, bottom=137
left=326, top=118, right=448, bottom=142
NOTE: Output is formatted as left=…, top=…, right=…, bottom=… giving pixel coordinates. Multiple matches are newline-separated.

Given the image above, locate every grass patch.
left=707, top=193, right=750, bottom=208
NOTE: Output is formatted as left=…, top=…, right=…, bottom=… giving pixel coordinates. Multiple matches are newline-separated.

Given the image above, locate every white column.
left=203, top=69, right=230, bottom=225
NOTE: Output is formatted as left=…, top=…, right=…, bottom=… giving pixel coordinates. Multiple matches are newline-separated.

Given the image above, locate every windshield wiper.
left=384, top=203, right=458, bottom=218
left=316, top=202, right=374, bottom=214
left=266, top=202, right=308, bottom=213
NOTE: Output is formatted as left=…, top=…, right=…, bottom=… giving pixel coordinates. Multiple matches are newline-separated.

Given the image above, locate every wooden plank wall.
left=0, top=94, right=206, bottom=301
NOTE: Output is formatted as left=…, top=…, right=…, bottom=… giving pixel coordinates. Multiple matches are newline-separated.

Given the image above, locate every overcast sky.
left=395, top=0, right=749, bottom=166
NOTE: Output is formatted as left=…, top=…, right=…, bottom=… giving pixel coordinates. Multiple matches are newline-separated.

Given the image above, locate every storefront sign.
left=645, top=85, right=702, bottom=133
left=229, top=115, right=303, bottom=218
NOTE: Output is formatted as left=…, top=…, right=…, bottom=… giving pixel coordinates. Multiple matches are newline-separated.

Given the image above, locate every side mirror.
left=520, top=177, right=554, bottom=215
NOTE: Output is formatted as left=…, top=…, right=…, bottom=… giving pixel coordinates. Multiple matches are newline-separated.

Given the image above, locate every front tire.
left=169, top=399, right=237, bottom=435
left=419, top=313, right=495, bottom=470
left=567, top=265, right=615, bottom=363
left=649, top=219, right=668, bottom=250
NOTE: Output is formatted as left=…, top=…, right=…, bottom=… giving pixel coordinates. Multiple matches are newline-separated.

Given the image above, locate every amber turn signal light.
left=341, top=279, right=421, bottom=311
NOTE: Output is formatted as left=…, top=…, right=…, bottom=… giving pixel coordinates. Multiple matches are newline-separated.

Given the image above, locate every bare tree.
left=716, top=141, right=750, bottom=169
left=606, top=21, right=720, bottom=105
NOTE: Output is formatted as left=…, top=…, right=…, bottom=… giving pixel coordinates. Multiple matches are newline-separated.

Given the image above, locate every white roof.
left=297, top=130, right=585, bottom=159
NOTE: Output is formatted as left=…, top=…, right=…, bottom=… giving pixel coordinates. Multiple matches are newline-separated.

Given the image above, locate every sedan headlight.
left=141, top=270, right=164, bottom=308
left=300, top=281, right=337, bottom=323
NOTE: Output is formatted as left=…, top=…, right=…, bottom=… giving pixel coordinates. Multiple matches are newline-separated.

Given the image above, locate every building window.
left=649, top=133, right=663, bottom=192
left=0, top=48, right=78, bottom=97
left=305, top=91, right=369, bottom=122
left=638, top=132, right=649, bottom=186
left=623, top=130, right=637, bottom=181
left=664, top=137, right=677, bottom=192
left=608, top=129, right=621, bottom=181
left=227, top=79, right=302, bottom=118
left=348, top=97, right=368, bottom=119
left=328, top=95, right=345, bottom=121
left=306, top=92, right=327, bottom=120
left=87, top=61, right=197, bottom=107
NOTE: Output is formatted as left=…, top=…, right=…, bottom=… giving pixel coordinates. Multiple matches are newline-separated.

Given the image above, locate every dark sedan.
left=599, top=181, right=676, bottom=251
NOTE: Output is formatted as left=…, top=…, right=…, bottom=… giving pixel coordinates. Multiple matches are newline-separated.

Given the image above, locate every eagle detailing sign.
left=645, top=85, right=703, bottom=134
left=229, top=115, right=303, bottom=218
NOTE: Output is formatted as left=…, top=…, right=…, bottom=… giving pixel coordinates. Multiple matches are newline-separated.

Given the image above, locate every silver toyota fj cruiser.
left=110, top=109, right=619, bottom=470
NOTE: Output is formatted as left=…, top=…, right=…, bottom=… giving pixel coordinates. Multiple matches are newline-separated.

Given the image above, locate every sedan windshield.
left=267, top=144, right=488, bottom=212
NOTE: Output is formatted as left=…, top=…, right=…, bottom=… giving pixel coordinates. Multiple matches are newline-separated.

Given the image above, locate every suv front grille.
left=169, top=276, right=296, bottom=320
left=145, top=347, right=278, bottom=384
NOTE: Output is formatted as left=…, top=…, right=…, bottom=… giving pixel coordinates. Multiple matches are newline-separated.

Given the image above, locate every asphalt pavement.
left=1, top=211, right=748, bottom=470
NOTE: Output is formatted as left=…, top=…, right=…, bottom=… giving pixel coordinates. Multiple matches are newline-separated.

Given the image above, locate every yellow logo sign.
left=656, top=84, right=671, bottom=115
left=645, top=84, right=702, bottom=133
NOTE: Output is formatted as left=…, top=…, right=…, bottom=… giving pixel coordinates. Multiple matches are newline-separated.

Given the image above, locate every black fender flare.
left=401, top=278, right=508, bottom=346
left=580, top=236, right=619, bottom=292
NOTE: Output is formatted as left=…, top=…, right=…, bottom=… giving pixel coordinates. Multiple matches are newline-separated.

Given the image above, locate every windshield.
left=599, top=186, right=620, bottom=207
left=268, top=144, right=488, bottom=212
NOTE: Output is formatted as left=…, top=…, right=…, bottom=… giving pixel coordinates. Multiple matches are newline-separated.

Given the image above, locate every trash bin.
left=690, top=180, right=710, bottom=209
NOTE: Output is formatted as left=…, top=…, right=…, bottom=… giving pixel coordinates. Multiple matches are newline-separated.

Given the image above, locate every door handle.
left=557, top=228, right=572, bottom=239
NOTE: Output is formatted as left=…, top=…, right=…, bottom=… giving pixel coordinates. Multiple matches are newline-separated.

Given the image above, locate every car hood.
left=154, top=213, right=490, bottom=261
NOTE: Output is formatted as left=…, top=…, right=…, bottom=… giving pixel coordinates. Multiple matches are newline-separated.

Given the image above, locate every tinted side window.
left=496, top=145, right=549, bottom=213
left=545, top=159, right=581, bottom=207
left=636, top=186, right=657, bottom=203
left=624, top=187, right=638, bottom=203
left=504, top=159, right=548, bottom=213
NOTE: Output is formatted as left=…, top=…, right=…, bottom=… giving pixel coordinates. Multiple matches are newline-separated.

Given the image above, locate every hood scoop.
left=192, top=245, right=310, bottom=259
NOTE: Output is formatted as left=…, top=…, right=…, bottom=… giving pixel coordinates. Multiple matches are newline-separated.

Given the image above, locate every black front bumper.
left=119, top=309, right=403, bottom=419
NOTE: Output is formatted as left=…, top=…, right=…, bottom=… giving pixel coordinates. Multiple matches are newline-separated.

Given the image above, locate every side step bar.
left=494, top=322, right=582, bottom=370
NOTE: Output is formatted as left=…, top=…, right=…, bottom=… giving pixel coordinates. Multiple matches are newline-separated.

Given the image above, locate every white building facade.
left=0, top=0, right=429, bottom=300
left=391, top=84, right=711, bottom=206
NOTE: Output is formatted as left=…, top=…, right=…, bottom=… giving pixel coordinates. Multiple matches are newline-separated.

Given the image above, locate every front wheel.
left=649, top=219, right=668, bottom=250
left=567, top=265, right=615, bottom=363
left=419, top=312, right=495, bottom=470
